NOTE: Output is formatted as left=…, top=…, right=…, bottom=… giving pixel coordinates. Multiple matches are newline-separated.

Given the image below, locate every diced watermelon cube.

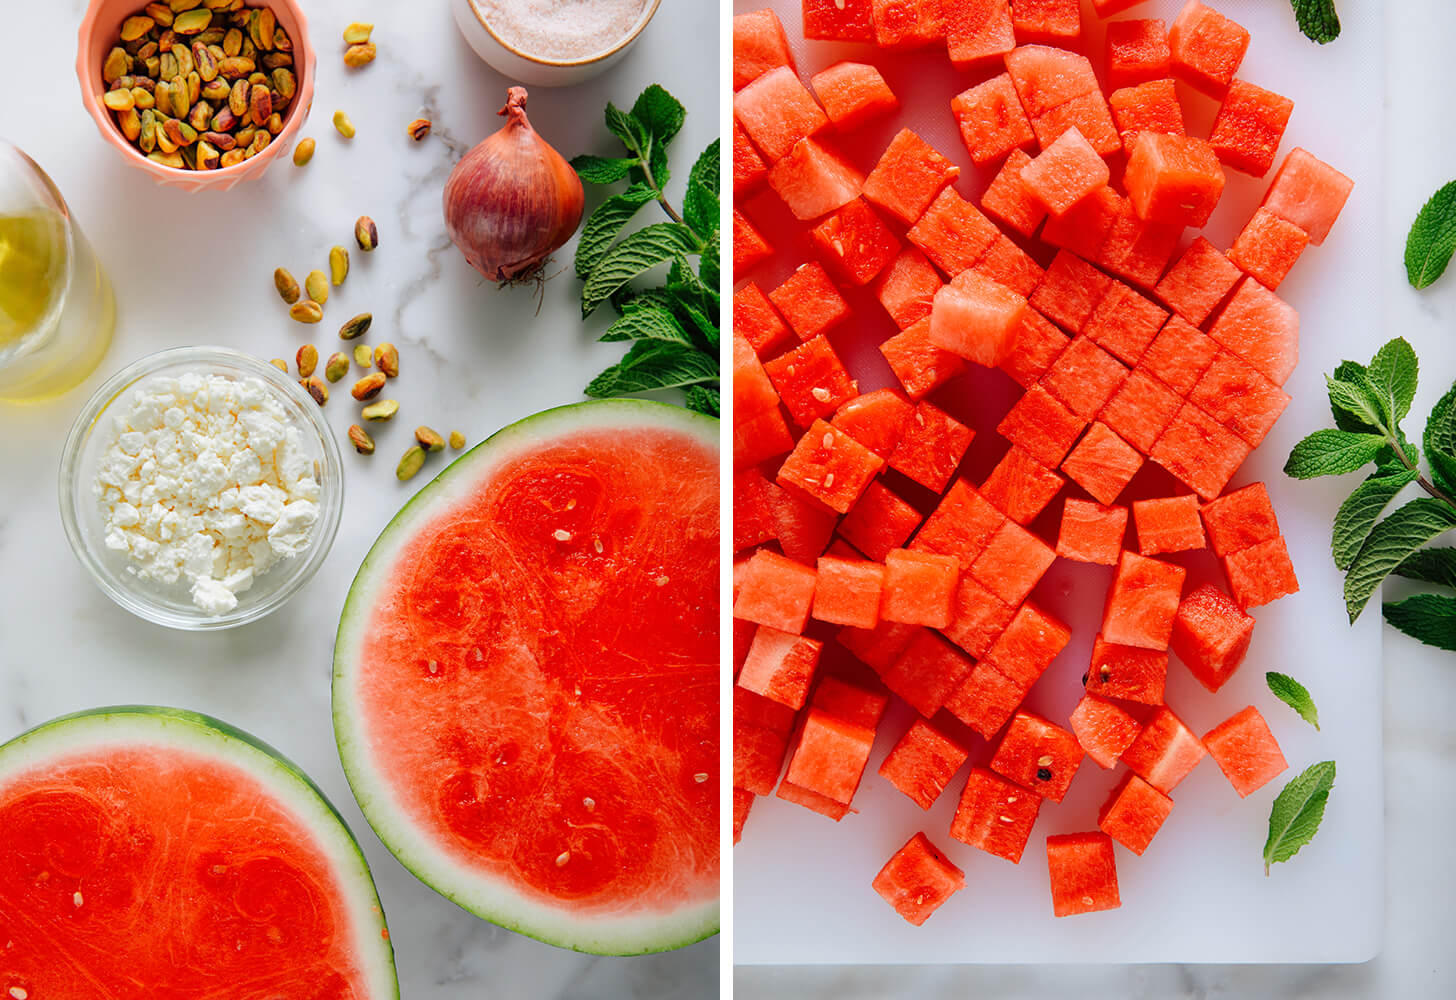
left=971, top=518, right=1057, bottom=606
left=941, top=572, right=1013, bottom=655
left=838, top=621, right=922, bottom=673
left=1069, top=693, right=1143, bottom=769
left=813, top=674, right=892, bottom=729
left=981, top=446, right=1065, bottom=525
left=1223, top=535, right=1299, bottom=609
left=739, top=626, right=824, bottom=710
left=998, top=383, right=1088, bottom=468
left=775, top=779, right=852, bottom=820
left=1083, top=282, right=1168, bottom=367
left=734, top=281, right=793, bottom=359
left=770, top=262, right=851, bottom=342
left=1091, top=0, right=1145, bottom=14
left=734, top=468, right=779, bottom=553
left=889, top=400, right=975, bottom=492
left=832, top=387, right=914, bottom=459
left=946, top=0, right=1016, bottom=71
left=991, top=711, right=1084, bottom=803
left=1168, top=0, right=1250, bottom=98
left=733, top=119, right=769, bottom=197
left=1229, top=207, right=1310, bottom=290
left=1206, top=277, right=1299, bottom=386
left=1203, top=705, right=1288, bottom=797
left=871, top=0, right=946, bottom=48
left=908, top=187, right=1002, bottom=277
left=951, top=766, right=1042, bottom=862
left=1149, top=402, right=1252, bottom=501
left=982, top=149, right=1049, bottom=238
left=810, top=61, right=900, bottom=131
left=879, top=316, right=969, bottom=400
left=878, top=718, right=971, bottom=809
left=883, top=628, right=975, bottom=717
left=786, top=708, right=878, bottom=804
left=1040, top=186, right=1123, bottom=261
left=874, top=248, right=945, bottom=329
left=1030, top=250, right=1113, bottom=334
left=733, top=332, right=781, bottom=418
left=1106, top=19, right=1171, bottom=90
left=1155, top=237, right=1242, bottom=327
left=1121, top=705, right=1207, bottom=793
left=1001, top=307, right=1071, bottom=389
left=1021, top=127, right=1112, bottom=217
left=768, top=137, right=865, bottom=221
left=912, top=480, right=1007, bottom=562
left=1011, top=0, right=1082, bottom=47
left=986, top=600, right=1072, bottom=688
left=1170, top=582, right=1254, bottom=691
left=734, top=66, right=830, bottom=163
left=1210, top=79, right=1294, bottom=178
left=1061, top=421, right=1143, bottom=506
left=768, top=482, right=840, bottom=564
left=1098, top=201, right=1183, bottom=290
left=733, top=786, right=753, bottom=844
left=1031, top=91, right=1122, bottom=158
left=951, top=73, right=1036, bottom=166
left=881, top=548, right=961, bottom=629
left=1098, top=773, right=1173, bottom=856
left=733, top=207, right=774, bottom=274
left=803, top=0, right=876, bottom=42
left=1103, top=550, right=1186, bottom=649
left=1046, top=833, right=1121, bottom=917
left=1125, top=132, right=1225, bottom=228
left=839, top=481, right=923, bottom=561
left=734, top=406, right=795, bottom=470
left=778, top=419, right=885, bottom=514
left=763, top=336, right=859, bottom=428
left=862, top=128, right=963, bottom=227
left=813, top=555, right=886, bottom=629
left=734, top=686, right=796, bottom=794
left=1140, top=313, right=1220, bottom=394
left=929, top=272, right=1029, bottom=367
left=1057, top=499, right=1128, bottom=564
left=1086, top=633, right=1168, bottom=704
left=1133, top=494, right=1206, bottom=556
left=1190, top=351, right=1292, bottom=448
left=1005, top=45, right=1100, bottom=118
left=1262, top=147, right=1354, bottom=245
left=1041, top=337, right=1129, bottom=419
left=1109, top=78, right=1186, bottom=150
left=872, top=832, right=966, bottom=926
left=811, top=198, right=902, bottom=286
left=1200, top=482, right=1279, bottom=557
left=734, top=548, right=818, bottom=634
left=945, top=657, right=1026, bottom=737
left=974, top=235, right=1046, bottom=297
left=733, top=9, right=795, bottom=91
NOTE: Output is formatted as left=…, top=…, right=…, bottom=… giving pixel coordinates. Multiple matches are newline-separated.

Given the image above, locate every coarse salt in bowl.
left=59, top=347, right=344, bottom=631
left=452, top=0, right=662, bottom=87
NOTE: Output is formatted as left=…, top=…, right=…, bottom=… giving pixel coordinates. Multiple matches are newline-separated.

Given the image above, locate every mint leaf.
left=1264, top=761, right=1336, bottom=874
left=1329, top=361, right=1371, bottom=431
left=1423, top=384, right=1456, bottom=496
left=574, top=183, right=656, bottom=280
left=1266, top=672, right=1320, bottom=731
left=1405, top=180, right=1456, bottom=289
left=683, top=141, right=721, bottom=242
left=1383, top=593, right=1456, bottom=651
left=688, top=138, right=720, bottom=198
left=685, top=385, right=720, bottom=418
left=699, top=236, right=720, bottom=293
left=631, top=84, right=685, bottom=146
left=1325, top=375, right=1388, bottom=434
left=1393, top=547, right=1456, bottom=589
left=598, top=304, right=693, bottom=345
left=668, top=284, right=719, bottom=349
left=585, top=340, right=717, bottom=397
left=1332, top=469, right=1418, bottom=570
left=1365, top=338, right=1419, bottom=426
left=604, top=103, right=648, bottom=157
left=571, top=154, right=638, bottom=185
left=1343, top=498, right=1456, bottom=621
left=581, top=223, right=699, bottom=317
left=1284, top=429, right=1388, bottom=479
left=1290, top=0, right=1340, bottom=43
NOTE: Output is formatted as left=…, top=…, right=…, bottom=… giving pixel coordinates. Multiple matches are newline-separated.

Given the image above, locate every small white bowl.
left=59, top=346, right=344, bottom=631
left=452, top=0, right=661, bottom=87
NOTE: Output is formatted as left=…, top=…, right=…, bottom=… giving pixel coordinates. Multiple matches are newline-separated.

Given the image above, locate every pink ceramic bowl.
left=76, top=0, right=316, bottom=192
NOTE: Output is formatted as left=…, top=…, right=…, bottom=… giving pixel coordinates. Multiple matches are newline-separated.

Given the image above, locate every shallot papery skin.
left=443, top=86, right=585, bottom=282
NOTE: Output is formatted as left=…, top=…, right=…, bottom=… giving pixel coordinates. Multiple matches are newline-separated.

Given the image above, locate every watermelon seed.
left=10, top=988, right=27, bottom=999
left=821, top=432, right=835, bottom=448
left=1081, top=673, right=1089, bottom=685
left=427, top=660, right=439, bottom=674
left=655, top=576, right=670, bottom=586
left=1037, top=768, right=1052, bottom=782
left=566, top=499, right=577, bottom=510
left=694, top=773, right=708, bottom=783
left=998, top=815, right=1014, bottom=824
left=555, top=851, right=570, bottom=867
left=1037, top=755, right=1054, bottom=767
left=593, top=538, right=604, bottom=553
left=553, top=529, right=572, bottom=542
left=583, top=797, right=595, bottom=811
left=72, top=891, right=83, bottom=908
left=810, top=387, right=831, bottom=403
left=823, top=473, right=835, bottom=488
left=472, top=648, right=484, bottom=662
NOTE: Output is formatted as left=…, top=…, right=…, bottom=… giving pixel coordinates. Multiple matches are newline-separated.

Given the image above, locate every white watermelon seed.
left=73, top=891, right=83, bottom=908
left=1037, top=755, right=1054, bottom=767
left=694, top=773, right=708, bottom=783
left=427, top=660, right=439, bottom=674
left=11, top=987, right=29, bottom=999
left=583, top=797, right=595, bottom=811
left=566, top=499, right=577, bottom=510
left=553, top=529, right=572, bottom=541
left=593, top=538, right=604, bottom=553
left=655, top=575, right=670, bottom=587
left=555, top=851, right=570, bottom=867
left=810, top=387, right=831, bottom=403
left=823, top=473, right=835, bottom=488
left=821, top=432, right=835, bottom=448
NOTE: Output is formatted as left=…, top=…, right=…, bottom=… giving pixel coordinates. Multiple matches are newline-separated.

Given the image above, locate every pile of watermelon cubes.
left=733, top=0, right=1356, bottom=926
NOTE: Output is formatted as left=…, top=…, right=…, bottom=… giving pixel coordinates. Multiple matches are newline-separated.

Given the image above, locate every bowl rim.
left=58, top=345, right=345, bottom=631
left=75, top=0, right=316, bottom=183
left=465, top=0, right=662, bottom=68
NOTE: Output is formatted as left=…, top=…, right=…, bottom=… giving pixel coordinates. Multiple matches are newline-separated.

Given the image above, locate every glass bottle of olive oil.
left=0, top=143, right=115, bottom=402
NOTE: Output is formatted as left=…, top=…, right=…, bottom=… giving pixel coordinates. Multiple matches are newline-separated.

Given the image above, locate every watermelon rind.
left=0, top=705, right=399, bottom=997
left=333, top=399, right=720, bottom=956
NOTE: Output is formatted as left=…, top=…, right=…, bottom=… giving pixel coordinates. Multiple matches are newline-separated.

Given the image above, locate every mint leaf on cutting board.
left=1405, top=180, right=1456, bottom=289
left=1343, top=498, right=1456, bottom=621
left=1383, top=594, right=1456, bottom=651
left=1331, top=469, right=1418, bottom=570
left=1284, top=429, right=1389, bottom=480
left=1290, top=0, right=1341, bottom=44
left=1265, top=672, right=1321, bottom=731
left=1264, top=761, right=1337, bottom=874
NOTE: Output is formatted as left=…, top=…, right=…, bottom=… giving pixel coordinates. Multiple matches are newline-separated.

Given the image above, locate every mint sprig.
left=1289, top=0, right=1340, bottom=44
left=1266, top=672, right=1320, bottom=731
left=571, top=84, right=720, bottom=416
left=1264, top=761, right=1336, bottom=875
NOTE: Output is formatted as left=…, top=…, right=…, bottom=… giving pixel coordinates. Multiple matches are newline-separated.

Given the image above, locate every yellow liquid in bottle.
left=0, top=211, right=66, bottom=348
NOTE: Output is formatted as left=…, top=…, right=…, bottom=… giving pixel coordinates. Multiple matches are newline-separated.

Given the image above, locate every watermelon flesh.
left=334, top=401, right=718, bottom=955
left=0, top=708, right=397, bottom=998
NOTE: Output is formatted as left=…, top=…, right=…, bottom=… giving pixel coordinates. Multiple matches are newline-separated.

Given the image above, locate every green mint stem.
left=637, top=140, right=702, bottom=251
left=1387, top=432, right=1456, bottom=510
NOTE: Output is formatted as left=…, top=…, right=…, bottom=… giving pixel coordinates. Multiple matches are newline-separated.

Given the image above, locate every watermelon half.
left=333, top=400, right=719, bottom=955
left=0, top=706, right=397, bottom=998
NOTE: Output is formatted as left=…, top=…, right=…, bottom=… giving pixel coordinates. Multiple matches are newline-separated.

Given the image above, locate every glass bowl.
left=59, top=346, right=344, bottom=630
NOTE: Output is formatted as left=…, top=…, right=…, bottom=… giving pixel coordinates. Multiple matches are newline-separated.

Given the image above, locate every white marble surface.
left=736, top=0, right=1456, bottom=996
left=0, top=0, right=718, bottom=997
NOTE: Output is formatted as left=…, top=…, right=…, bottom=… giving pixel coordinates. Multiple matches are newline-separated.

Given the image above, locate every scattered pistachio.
left=292, top=136, right=315, bottom=166
left=329, top=245, right=349, bottom=285
left=348, top=424, right=375, bottom=455
left=333, top=110, right=355, bottom=139
left=324, top=352, right=350, bottom=383
left=415, top=426, right=445, bottom=453
left=343, top=22, right=373, bottom=45
left=351, top=372, right=387, bottom=401
left=374, top=343, right=399, bottom=378
left=344, top=43, right=377, bottom=68
left=354, top=344, right=373, bottom=368
left=296, top=344, right=318, bottom=378
left=273, top=267, right=300, bottom=304
left=354, top=216, right=378, bottom=252
left=300, top=376, right=328, bottom=405
left=361, top=398, right=398, bottom=421
left=268, top=358, right=288, bottom=372
left=338, top=312, right=372, bottom=340
left=396, top=446, right=426, bottom=481
left=449, top=431, right=465, bottom=450
left=289, top=300, right=323, bottom=324
left=407, top=117, right=432, bottom=142
left=304, top=269, right=329, bottom=305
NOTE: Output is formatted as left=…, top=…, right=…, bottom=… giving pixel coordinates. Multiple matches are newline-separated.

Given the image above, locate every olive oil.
left=0, top=210, right=67, bottom=350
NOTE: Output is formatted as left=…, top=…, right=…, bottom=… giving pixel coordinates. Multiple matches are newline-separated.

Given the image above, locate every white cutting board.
left=734, top=0, right=1384, bottom=964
